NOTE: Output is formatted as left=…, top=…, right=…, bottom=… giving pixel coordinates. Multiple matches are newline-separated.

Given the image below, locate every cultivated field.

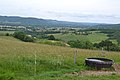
left=53, top=32, right=109, bottom=43
left=0, top=36, right=120, bottom=80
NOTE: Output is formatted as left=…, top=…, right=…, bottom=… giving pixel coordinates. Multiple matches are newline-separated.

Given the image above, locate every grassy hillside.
left=0, top=31, right=14, bottom=36
left=0, top=36, right=120, bottom=80
left=53, top=32, right=108, bottom=43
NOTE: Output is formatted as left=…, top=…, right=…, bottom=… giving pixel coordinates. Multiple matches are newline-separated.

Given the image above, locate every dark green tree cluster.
left=25, top=31, right=48, bottom=39
left=48, top=35, right=55, bottom=40
left=68, top=40, right=120, bottom=51
left=68, top=40, right=93, bottom=49
left=13, top=31, right=35, bottom=42
left=94, top=40, right=120, bottom=51
left=25, top=31, right=56, bottom=40
left=5, top=33, right=10, bottom=36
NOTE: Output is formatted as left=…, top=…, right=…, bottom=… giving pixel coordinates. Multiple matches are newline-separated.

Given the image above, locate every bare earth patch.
left=66, top=64, right=120, bottom=76
left=78, top=70, right=116, bottom=76
left=113, top=64, right=120, bottom=71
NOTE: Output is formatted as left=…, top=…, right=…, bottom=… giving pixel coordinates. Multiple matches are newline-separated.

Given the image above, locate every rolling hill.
left=0, top=15, right=101, bottom=27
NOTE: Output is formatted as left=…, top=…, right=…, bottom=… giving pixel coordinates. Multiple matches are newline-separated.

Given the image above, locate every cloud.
left=0, top=0, right=120, bottom=23
left=45, top=11, right=120, bottom=23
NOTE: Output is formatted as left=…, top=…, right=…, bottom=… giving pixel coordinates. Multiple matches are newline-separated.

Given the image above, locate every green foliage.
left=94, top=40, right=120, bottom=51
left=68, top=40, right=93, bottom=49
left=48, top=35, right=55, bottom=40
left=25, top=31, right=48, bottom=39
left=113, top=31, right=120, bottom=44
left=68, top=39, right=120, bottom=51
left=108, top=44, right=120, bottom=51
left=5, top=33, right=10, bottom=36
left=13, top=31, right=34, bottom=42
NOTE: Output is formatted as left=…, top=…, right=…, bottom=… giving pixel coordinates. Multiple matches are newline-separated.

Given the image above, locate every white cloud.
left=0, top=0, right=120, bottom=23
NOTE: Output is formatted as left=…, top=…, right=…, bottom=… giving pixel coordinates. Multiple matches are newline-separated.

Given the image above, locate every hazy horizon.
left=0, top=0, right=120, bottom=24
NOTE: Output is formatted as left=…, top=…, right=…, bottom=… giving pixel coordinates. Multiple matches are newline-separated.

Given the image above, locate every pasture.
left=0, top=36, right=120, bottom=80
left=53, top=31, right=109, bottom=43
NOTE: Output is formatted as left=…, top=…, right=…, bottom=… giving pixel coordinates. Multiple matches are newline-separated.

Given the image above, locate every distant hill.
left=0, top=15, right=100, bottom=28
left=95, top=24, right=120, bottom=29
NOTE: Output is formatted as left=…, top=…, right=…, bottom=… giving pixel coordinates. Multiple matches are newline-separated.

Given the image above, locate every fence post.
left=74, top=50, right=77, bottom=65
left=102, top=47, right=105, bottom=57
left=34, top=52, right=37, bottom=76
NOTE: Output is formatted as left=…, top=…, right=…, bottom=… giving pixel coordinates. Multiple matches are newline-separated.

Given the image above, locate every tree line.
left=68, top=40, right=120, bottom=51
left=13, top=31, right=56, bottom=42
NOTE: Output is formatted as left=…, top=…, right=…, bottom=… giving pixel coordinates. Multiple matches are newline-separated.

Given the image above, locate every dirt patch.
left=78, top=70, right=116, bottom=76
left=66, top=64, right=120, bottom=76
left=113, top=64, right=120, bottom=71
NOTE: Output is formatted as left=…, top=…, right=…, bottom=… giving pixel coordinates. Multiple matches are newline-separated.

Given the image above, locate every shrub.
left=5, top=33, right=10, bottom=36
left=13, top=31, right=35, bottom=42
left=48, top=35, right=55, bottom=40
left=94, top=40, right=120, bottom=51
left=68, top=40, right=93, bottom=49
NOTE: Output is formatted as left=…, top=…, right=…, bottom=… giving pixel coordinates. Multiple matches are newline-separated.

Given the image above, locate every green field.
left=53, top=32, right=109, bottom=43
left=0, top=31, right=14, bottom=36
left=0, top=36, right=120, bottom=80
left=36, top=39, right=69, bottom=47
left=0, top=31, right=14, bottom=34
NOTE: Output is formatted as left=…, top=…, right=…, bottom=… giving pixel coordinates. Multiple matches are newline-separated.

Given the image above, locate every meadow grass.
left=0, top=36, right=120, bottom=80
left=37, top=39, right=69, bottom=46
left=53, top=32, right=109, bottom=43
left=0, top=31, right=14, bottom=36
left=15, top=75, right=120, bottom=80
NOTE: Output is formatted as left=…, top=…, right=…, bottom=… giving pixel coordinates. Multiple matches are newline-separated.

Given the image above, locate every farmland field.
left=0, top=36, right=120, bottom=80
left=0, top=31, right=14, bottom=36
left=53, top=31, right=109, bottom=43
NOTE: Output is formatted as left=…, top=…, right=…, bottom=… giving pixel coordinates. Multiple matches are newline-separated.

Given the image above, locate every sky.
left=0, top=0, right=120, bottom=23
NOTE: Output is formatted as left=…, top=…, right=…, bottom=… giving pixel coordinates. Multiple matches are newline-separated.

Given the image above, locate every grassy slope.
left=0, top=31, right=14, bottom=34
left=86, top=33, right=108, bottom=43
left=53, top=32, right=108, bottom=43
left=0, top=36, right=120, bottom=80
left=37, top=39, right=69, bottom=46
left=0, top=31, right=14, bottom=36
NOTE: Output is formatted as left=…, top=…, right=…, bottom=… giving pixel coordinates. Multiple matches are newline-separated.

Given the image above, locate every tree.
left=68, top=40, right=93, bottom=49
left=84, top=41, right=93, bottom=49
left=99, top=40, right=113, bottom=51
left=94, top=40, right=120, bottom=51
left=5, top=33, right=10, bottom=36
left=109, top=44, right=120, bottom=51
left=23, top=35, right=34, bottom=42
left=13, top=32, right=26, bottom=40
left=13, top=31, right=34, bottom=42
left=48, top=35, right=55, bottom=40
